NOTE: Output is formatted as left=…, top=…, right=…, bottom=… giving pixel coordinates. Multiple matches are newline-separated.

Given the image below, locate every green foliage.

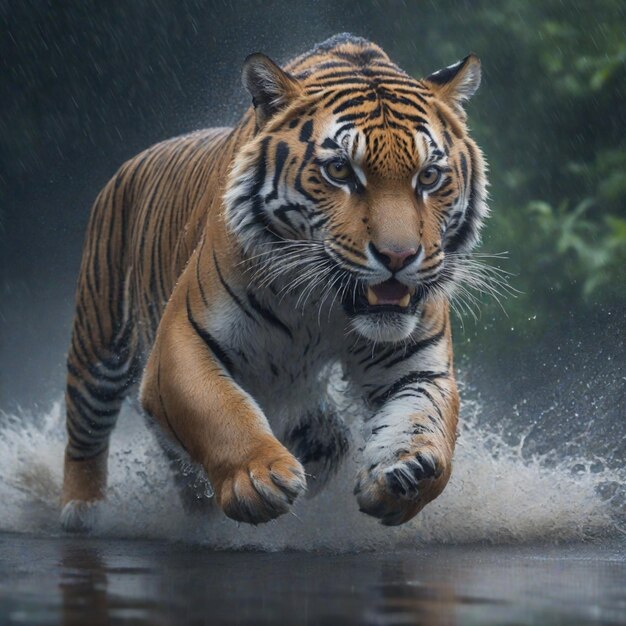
left=528, top=198, right=626, bottom=297
left=384, top=0, right=626, bottom=344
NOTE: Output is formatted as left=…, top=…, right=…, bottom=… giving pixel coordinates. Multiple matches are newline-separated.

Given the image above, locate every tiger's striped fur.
left=61, top=34, right=488, bottom=530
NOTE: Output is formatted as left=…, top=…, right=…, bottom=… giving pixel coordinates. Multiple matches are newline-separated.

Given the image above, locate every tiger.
left=60, top=33, right=488, bottom=531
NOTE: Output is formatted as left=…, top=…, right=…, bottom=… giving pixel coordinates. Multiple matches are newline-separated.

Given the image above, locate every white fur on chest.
left=207, top=289, right=350, bottom=433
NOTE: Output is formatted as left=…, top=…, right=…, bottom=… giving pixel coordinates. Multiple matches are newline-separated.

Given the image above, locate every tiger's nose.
left=369, top=243, right=420, bottom=271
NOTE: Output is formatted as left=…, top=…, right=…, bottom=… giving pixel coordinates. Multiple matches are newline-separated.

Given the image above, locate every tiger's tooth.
left=399, top=292, right=411, bottom=308
left=366, top=287, right=379, bottom=306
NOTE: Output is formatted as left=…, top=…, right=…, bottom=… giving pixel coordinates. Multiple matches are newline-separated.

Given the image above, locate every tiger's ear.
left=424, top=54, right=481, bottom=117
left=242, top=53, right=303, bottom=130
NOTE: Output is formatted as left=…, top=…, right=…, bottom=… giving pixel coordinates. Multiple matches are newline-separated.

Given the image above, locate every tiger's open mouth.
left=365, top=279, right=414, bottom=308
left=344, top=278, right=419, bottom=315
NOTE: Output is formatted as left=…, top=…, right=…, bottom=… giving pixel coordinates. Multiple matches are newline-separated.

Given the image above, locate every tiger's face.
left=226, top=42, right=488, bottom=343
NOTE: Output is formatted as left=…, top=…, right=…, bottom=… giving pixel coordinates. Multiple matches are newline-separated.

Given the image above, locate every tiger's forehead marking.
left=413, top=128, right=447, bottom=167
left=316, top=121, right=367, bottom=168
left=413, top=131, right=430, bottom=165
left=345, top=131, right=368, bottom=186
left=301, top=47, right=453, bottom=180
left=339, top=128, right=366, bottom=162
left=318, top=108, right=443, bottom=181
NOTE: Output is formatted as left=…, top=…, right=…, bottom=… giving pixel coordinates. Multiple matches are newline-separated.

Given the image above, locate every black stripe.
left=423, top=246, right=441, bottom=262
left=273, top=203, right=310, bottom=237
left=369, top=370, right=448, bottom=405
left=309, top=213, right=329, bottom=230
left=250, top=137, right=275, bottom=233
left=66, top=419, right=101, bottom=451
left=331, top=239, right=367, bottom=260
left=415, top=124, right=435, bottom=144
left=80, top=376, right=127, bottom=403
left=320, top=88, right=362, bottom=110
left=389, top=110, right=428, bottom=125
left=308, top=69, right=373, bottom=81
left=336, top=111, right=370, bottom=124
left=293, top=61, right=354, bottom=80
left=417, top=386, right=444, bottom=421
left=384, top=86, right=431, bottom=103
left=459, top=152, right=468, bottom=188
left=293, top=139, right=316, bottom=201
left=186, top=291, right=235, bottom=376
left=379, top=323, right=446, bottom=371
left=332, top=92, right=377, bottom=115
left=418, top=257, right=443, bottom=275
left=246, top=291, right=293, bottom=339
left=327, top=247, right=371, bottom=273
left=299, top=120, right=314, bottom=143
left=213, top=252, right=255, bottom=321
left=265, top=141, right=289, bottom=202
left=67, top=352, right=131, bottom=386
left=67, top=384, right=119, bottom=423
left=333, top=48, right=387, bottom=65
left=321, top=137, right=340, bottom=150
left=445, top=145, right=479, bottom=253
left=376, top=90, right=428, bottom=115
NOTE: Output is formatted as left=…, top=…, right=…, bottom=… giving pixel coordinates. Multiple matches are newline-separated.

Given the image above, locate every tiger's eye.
left=418, top=166, right=441, bottom=189
left=326, top=159, right=352, bottom=182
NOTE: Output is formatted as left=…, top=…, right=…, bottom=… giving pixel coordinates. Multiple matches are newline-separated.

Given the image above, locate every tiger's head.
left=225, top=35, right=488, bottom=343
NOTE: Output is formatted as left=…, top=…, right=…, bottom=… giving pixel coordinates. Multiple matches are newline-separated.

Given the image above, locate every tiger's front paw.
left=213, top=441, right=306, bottom=525
left=355, top=449, right=448, bottom=526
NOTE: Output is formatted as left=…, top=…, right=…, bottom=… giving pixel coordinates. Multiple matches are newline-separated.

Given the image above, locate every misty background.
left=1, top=1, right=625, bottom=471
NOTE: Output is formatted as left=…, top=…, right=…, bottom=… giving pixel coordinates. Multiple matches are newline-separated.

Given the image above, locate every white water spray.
left=0, top=394, right=622, bottom=551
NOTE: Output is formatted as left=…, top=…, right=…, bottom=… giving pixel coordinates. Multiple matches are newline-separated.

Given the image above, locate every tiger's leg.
left=349, top=305, right=459, bottom=525
left=284, top=406, right=350, bottom=497
left=134, top=393, right=214, bottom=514
left=61, top=316, right=137, bottom=531
left=60, top=176, right=136, bottom=532
left=140, top=257, right=306, bottom=525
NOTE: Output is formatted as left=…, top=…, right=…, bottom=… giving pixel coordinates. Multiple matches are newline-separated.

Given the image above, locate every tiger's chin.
left=349, top=313, right=418, bottom=343
left=342, top=278, right=421, bottom=343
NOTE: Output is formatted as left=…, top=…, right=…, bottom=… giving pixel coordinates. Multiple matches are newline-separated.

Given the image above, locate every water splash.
left=0, top=397, right=623, bottom=551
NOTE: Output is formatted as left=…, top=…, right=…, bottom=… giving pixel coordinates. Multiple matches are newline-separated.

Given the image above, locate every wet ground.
left=0, top=534, right=625, bottom=625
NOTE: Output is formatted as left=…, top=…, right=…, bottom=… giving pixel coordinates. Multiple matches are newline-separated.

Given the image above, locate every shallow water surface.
left=1, top=534, right=625, bottom=625
left=2, top=393, right=625, bottom=625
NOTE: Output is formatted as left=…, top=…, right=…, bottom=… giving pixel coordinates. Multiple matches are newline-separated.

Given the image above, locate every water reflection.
left=2, top=535, right=624, bottom=626
left=60, top=545, right=110, bottom=625
left=59, top=542, right=160, bottom=626
left=366, top=560, right=459, bottom=626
